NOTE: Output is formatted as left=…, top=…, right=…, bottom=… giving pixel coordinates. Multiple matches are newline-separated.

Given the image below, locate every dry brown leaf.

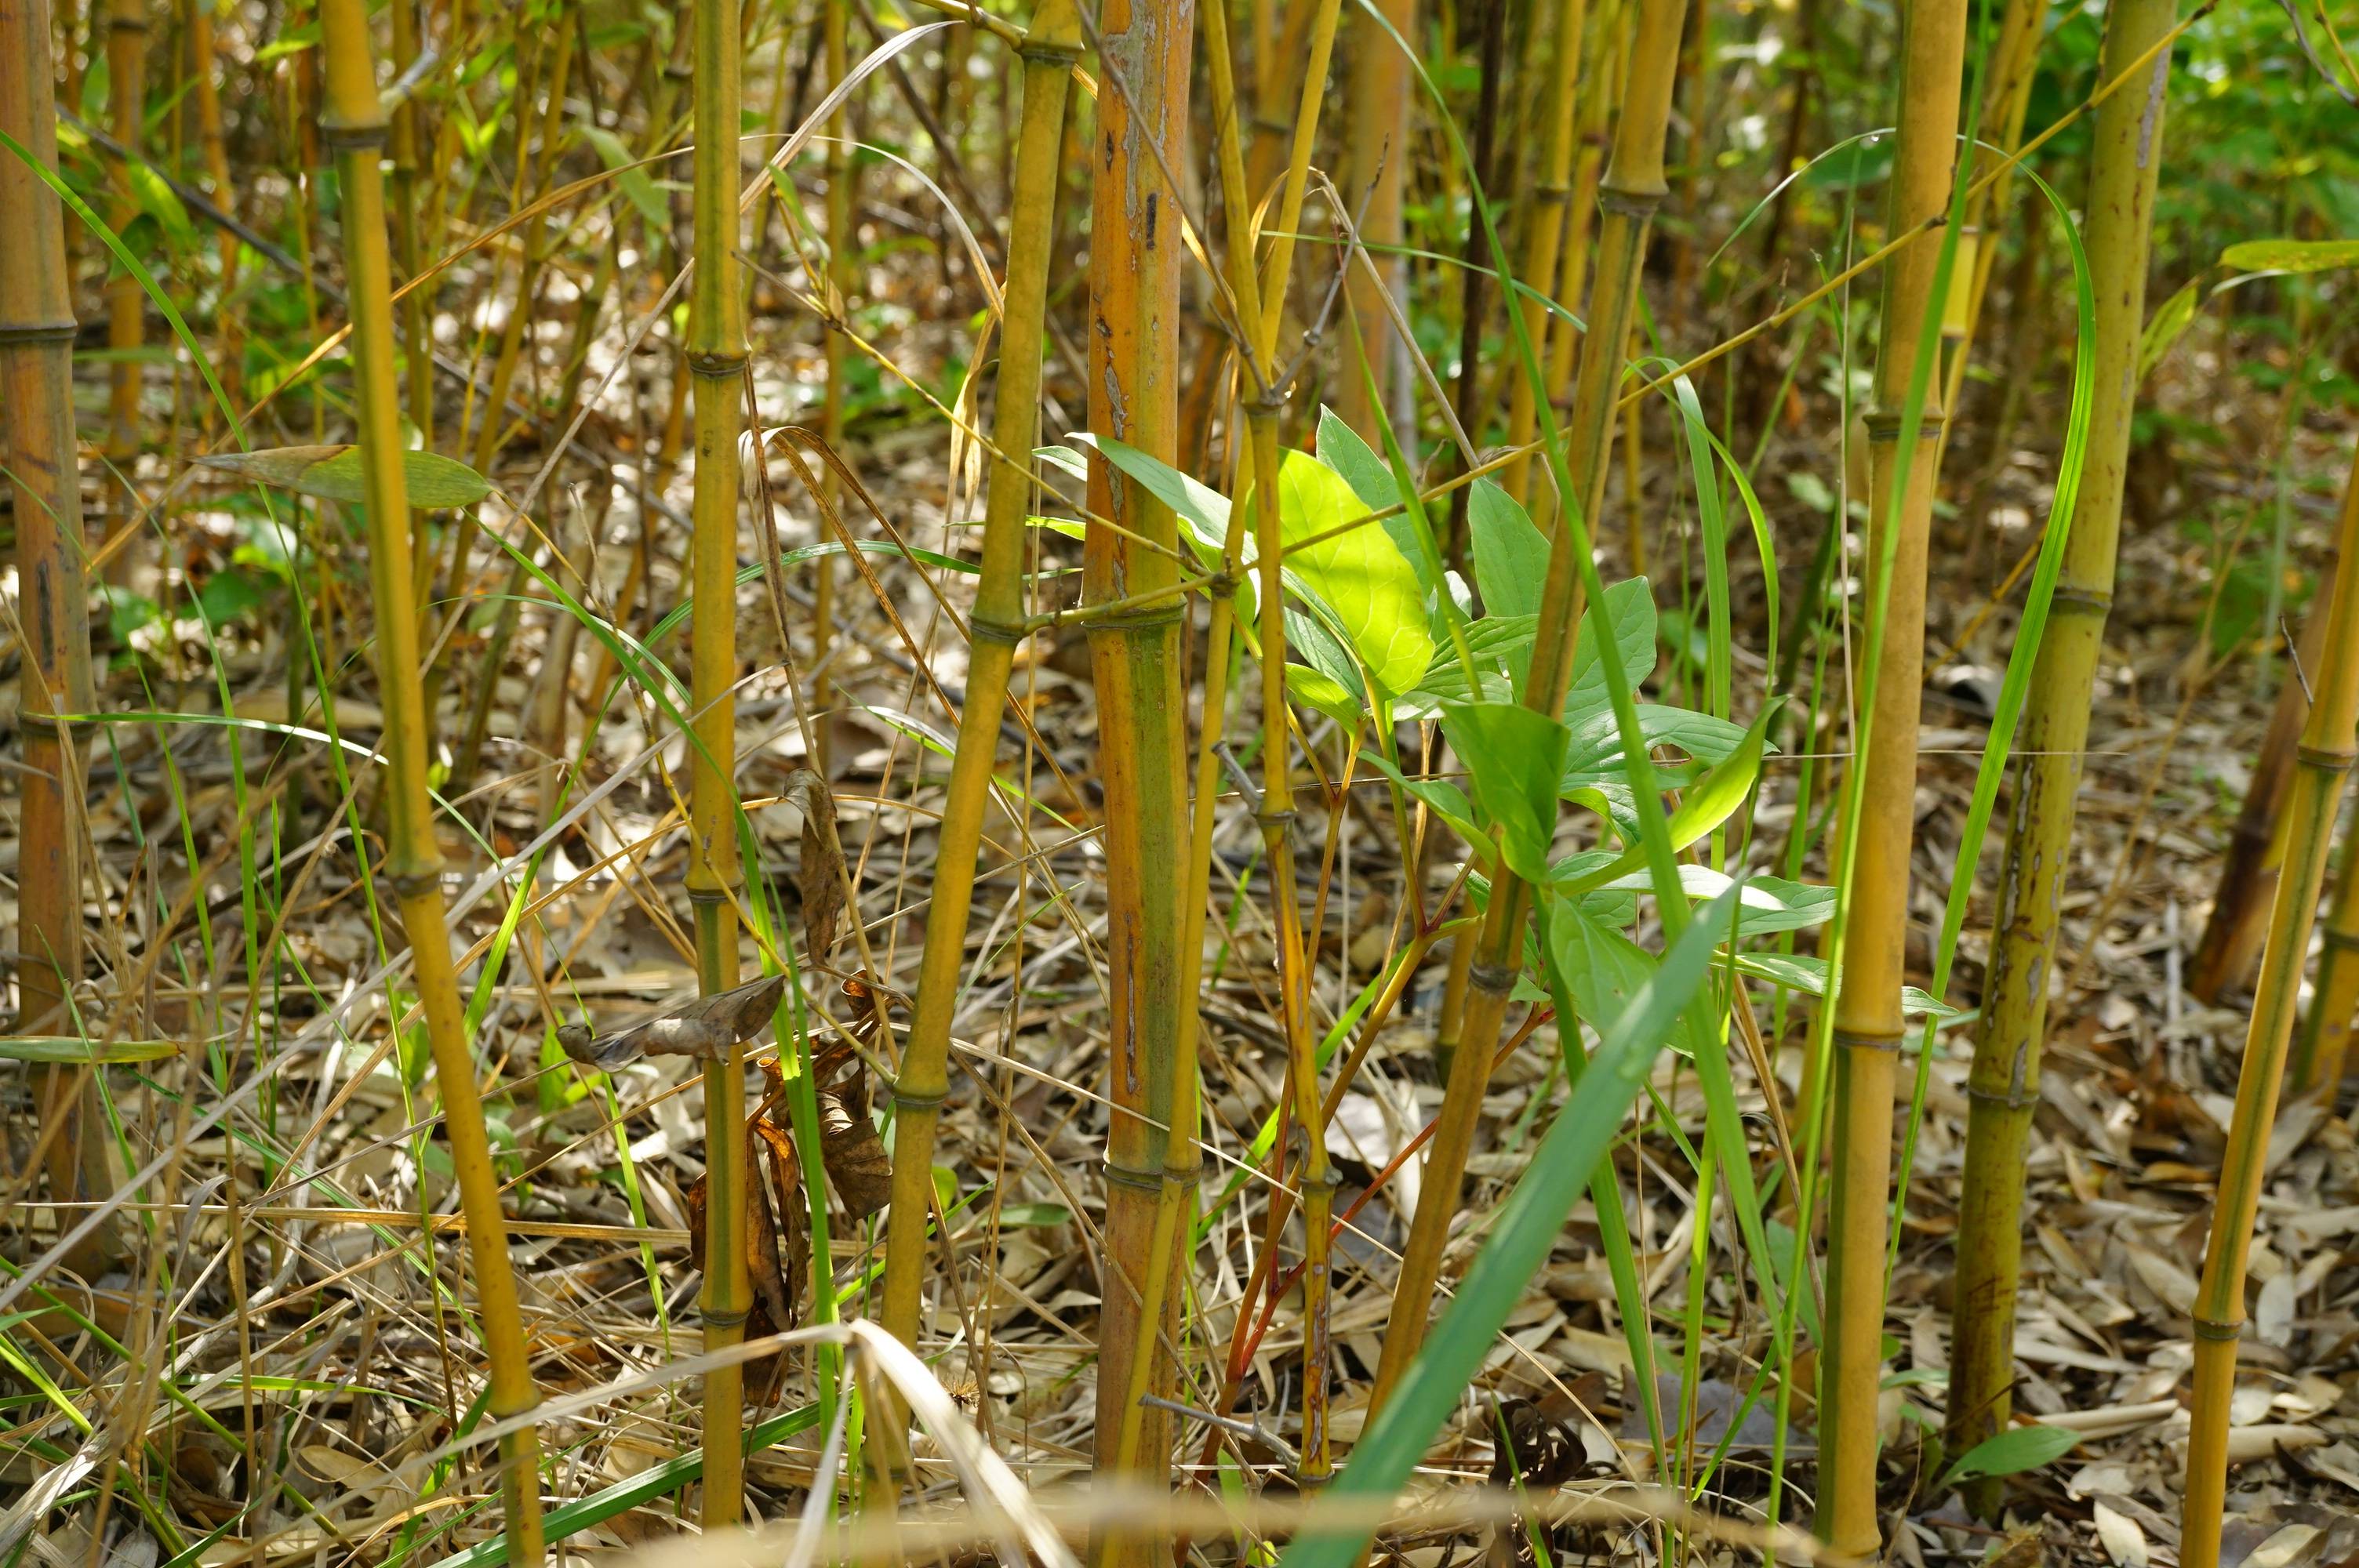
left=818, top=1076, right=892, bottom=1220
left=782, top=767, right=845, bottom=963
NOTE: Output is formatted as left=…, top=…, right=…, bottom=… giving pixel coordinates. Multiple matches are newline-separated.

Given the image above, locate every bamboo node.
left=2295, top=744, right=2356, bottom=772
left=687, top=349, right=751, bottom=377
left=2323, top=926, right=2359, bottom=953
left=968, top=614, right=1031, bottom=648
left=2190, top=1316, right=2245, bottom=1342
left=702, top=1303, right=754, bottom=1328
left=1832, top=1022, right=1905, bottom=1054
left=0, top=320, right=79, bottom=345
left=1863, top=410, right=1948, bottom=441
left=1100, top=1158, right=1165, bottom=1195
left=1596, top=182, right=1667, bottom=217
left=1153, top=1161, right=1205, bottom=1188
left=1964, top=1081, right=2039, bottom=1110
left=2049, top=585, right=2114, bottom=615
left=1079, top=601, right=1187, bottom=632
left=892, top=1084, right=949, bottom=1112
left=1255, top=808, right=1299, bottom=832
left=389, top=868, right=442, bottom=900
left=318, top=118, right=391, bottom=151
left=1469, top=961, right=1518, bottom=996
left=1018, top=36, right=1085, bottom=64
left=1532, top=183, right=1573, bottom=205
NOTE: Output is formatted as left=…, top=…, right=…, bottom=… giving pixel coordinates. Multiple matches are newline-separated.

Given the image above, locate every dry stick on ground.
left=1818, top=0, right=1968, bottom=1552
left=2181, top=448, right=2359, bottom=1568
left=311, top=0, right=549, bottom=1559
left=1367, top=0, right=1691, bottom=1421
left=2186, top=553, right=2340, bottom=1001
left=1081, top=0, right=1196, bottom=1523
left=1944, top=0, right=2175, bottom=1520
left=878, top=0, right=1082, bottom=1455
left=0, top=0, right=107, bottom=1274
left=686, top=0, right=754, bottom=1529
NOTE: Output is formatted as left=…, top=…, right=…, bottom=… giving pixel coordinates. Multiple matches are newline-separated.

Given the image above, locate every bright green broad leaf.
left=1590, top=864, right=1835, bottom=938
left=1562, top=576, right=1658, bottom=717
left=1565, top=701, right=1779, bottom=882
left=1467, top=479, right=1548, bottom=618
left=1442, top=702, right=1570, bottom=883
left=2217, top=238, right=2359, bottom=274
left=1279, top=449, right=1434, bottom=698
left=1546, top=895, right=1693, bottom=1055
left=1315, top=407, right=1431, bottom=586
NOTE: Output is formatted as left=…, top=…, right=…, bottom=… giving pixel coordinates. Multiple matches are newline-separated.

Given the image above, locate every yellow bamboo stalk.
left=687, top=0, right=752, bottom=1529
left=878, top=0, right=1081, bottom=1424
left=2181, top=450, right=2359, bottom=1568
left=1, top=0, right=107, bottom=1273
left=1534, top=0, right=1623, bottom=480
left=1370, top=0, right=1689, bottom=1417
left=1818, top=0, right=1970, bottom=1550
left=1500, top=0, right=1589, bottom=503
left=812, top=0, right=851, bottom=776
left=187, top=0, right=240, bottom=410
left=1943, top=0, right=2174, bottom=1518
left=314, top=1, right=545, bottom=1558
left=2290, top=829, right=2359, bottom=1096
left=2188, top=554, right=2339, bottom=1002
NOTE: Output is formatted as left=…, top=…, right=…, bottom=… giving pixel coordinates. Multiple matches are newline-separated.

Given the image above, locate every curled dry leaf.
left=818, top=1073, right=892, bottom=1221
left=554, top=972, right=787, bottom=1073
left=781, top=767, right=845, bottom=964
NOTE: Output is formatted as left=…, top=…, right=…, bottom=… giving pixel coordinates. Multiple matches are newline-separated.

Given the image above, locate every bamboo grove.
left=1, top=0, right=2356, bottom=1562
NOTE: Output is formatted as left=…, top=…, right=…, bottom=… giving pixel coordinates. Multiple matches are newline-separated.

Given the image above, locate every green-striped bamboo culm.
left=687, top=0, right=753, bottom=1527
left=1369, top=0, right=1691, bottom=1417
left=2180, top=447, right=2359, bottom=1568
left=1818, top=0, right=1968, bottom=1551
left=314, top=0, right=547, bottom=1558
left=1944, top=0, right=2175, bottom=1518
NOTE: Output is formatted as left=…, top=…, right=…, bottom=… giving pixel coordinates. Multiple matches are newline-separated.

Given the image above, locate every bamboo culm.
left=1, top=0, right=107, bottom=1271
left=687, top=0, right=752, bottom=1526
left=1369, top=0, right=1690, bottom=1418
left=314, top=0, right=547, bottom=1559
left=2180, top=449, right=2359, bottom=1568
left=1944, top=0, right=2173, bottom=1518
left=1081, top=1, right=1196, bottom=1539
left=1819, top=0, right=1970, bottom=1551
left=877, top=0, right=1081, bottom=1427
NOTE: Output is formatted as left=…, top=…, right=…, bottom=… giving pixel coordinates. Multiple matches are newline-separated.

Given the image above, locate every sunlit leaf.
left=1279, top=449, right=1434, bottom=698
left=196, top=445, right=492, bottom=510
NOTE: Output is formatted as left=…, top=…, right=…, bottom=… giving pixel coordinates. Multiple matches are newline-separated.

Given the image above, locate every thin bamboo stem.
left=1369, top=0, right=1689, bottom=1418
left=1, top=0, right=106, bottom=1272
left=1943, top=0, right=2173, bottom=1518
left=1500, top=0, right=1588, bottom=503
left=2291, top=828, right=2359, bottom=1096
left=313, top=1, right=545, bottom=1559
left=1818, top=0, right=1970, bottom=1549
left=102, top=0, right=146, bottom=583
left=2188, top=553, right=2339, bottom=1002
left=812, top=0, right=853, bottom=778
left=688, top=0, right=752, bottom=1526
left=2181, top=449, right=2359, bottom=1568
left=187, top=0, right=240, bottom=410
left=877, top=0, right=1081, bottom=1418
left=1081, top=0, right=1194, bottom=1528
